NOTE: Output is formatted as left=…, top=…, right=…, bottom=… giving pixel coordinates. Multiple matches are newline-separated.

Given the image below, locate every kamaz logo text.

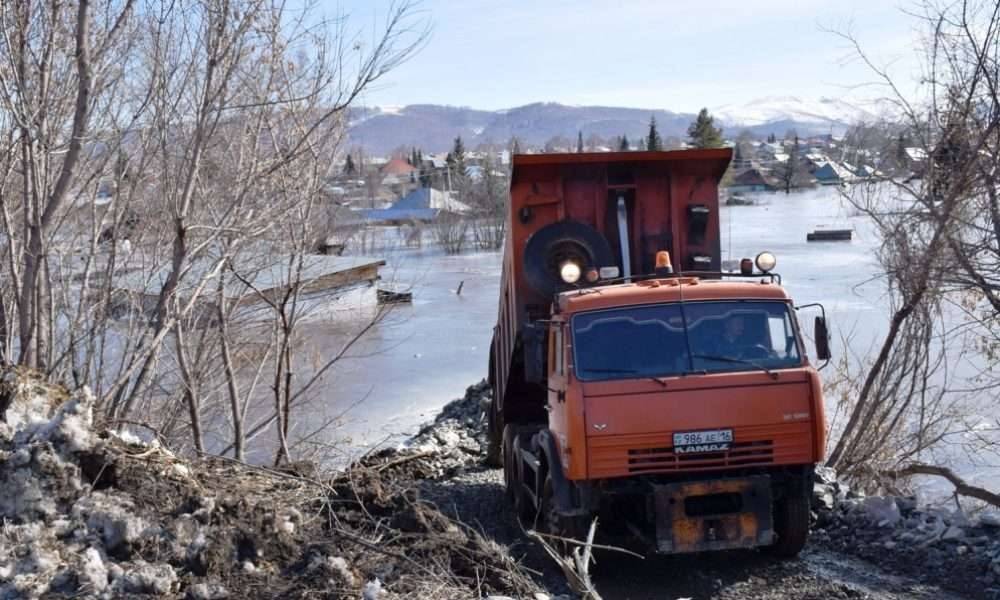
left=675, top=443, right=730, bottom=454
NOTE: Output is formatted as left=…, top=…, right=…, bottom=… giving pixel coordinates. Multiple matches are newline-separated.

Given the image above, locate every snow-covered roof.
left=425, top=156, right=447, bottom=169
left=905, top=147, right=928, bottom=162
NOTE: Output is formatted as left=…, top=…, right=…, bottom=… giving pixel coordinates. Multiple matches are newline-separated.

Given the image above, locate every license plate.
left=673, top=429, right=733, bottom=453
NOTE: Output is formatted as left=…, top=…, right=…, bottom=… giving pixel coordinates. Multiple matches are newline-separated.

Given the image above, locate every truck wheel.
left=502, top=425, right=519, bottom=502
left=511, top=435, right=538, bottom=525
left=485, top=400, right=502, bottom=467
left=541, top=475, right=588, bottom=544
left=766, top=481, right=810, bottom=558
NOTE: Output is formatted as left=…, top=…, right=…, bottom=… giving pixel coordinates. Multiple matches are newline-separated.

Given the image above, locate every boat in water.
left=807, top=227, right=853, bottom=241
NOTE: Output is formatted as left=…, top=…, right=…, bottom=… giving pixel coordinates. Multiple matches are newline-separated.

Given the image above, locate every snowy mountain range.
left=347, top=96, right=883, bottom=154
left=711, top=95, right=882, bottom=129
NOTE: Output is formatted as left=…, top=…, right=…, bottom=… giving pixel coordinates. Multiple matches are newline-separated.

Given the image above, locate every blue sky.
left=327, top=0, right=924, bottom=112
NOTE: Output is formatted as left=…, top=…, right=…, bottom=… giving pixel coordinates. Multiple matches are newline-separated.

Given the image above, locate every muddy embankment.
left=2, top=369, right=1000, bottom=600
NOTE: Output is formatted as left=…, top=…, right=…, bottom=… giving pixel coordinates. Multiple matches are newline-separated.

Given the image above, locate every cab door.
left=547, top=321, right=571, bottom=469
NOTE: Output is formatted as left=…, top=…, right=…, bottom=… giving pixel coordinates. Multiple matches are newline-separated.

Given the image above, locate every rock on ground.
left=812, top=466, right=1000, bottom=599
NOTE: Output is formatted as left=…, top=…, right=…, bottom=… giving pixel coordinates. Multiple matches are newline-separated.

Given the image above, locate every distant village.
left=321, top=117, right=929, bottom=254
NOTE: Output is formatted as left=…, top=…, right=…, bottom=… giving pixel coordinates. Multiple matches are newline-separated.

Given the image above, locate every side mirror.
left=522, top=323, right=546, bottom=384
left=814, top=316, right=831, bottom=361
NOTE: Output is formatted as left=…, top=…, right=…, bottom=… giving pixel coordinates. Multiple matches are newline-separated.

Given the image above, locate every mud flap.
left=654, top=475, right=774, bottom=554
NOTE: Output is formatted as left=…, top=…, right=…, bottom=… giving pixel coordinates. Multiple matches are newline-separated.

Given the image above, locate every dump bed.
left=490, top=149, right=732, bottom=423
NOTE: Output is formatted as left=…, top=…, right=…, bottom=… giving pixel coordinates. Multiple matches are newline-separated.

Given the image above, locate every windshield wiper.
left=691, top=354, right=778, bottom=380
left=584, top=368, right=675, bottom=387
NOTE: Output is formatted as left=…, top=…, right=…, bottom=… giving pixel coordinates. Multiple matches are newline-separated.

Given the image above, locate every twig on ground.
left=527, top=518, right=607, bottom=600
left=372, top=450, right=435, bottom=473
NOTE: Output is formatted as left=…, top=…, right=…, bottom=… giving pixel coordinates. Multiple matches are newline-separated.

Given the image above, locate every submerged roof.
left=557, top=277, right=790, bottom=314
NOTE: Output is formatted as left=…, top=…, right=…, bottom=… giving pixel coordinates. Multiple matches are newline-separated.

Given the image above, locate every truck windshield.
left=572, top=301, right=802, bottom=381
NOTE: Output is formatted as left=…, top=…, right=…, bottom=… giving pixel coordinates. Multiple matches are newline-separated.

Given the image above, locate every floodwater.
left=299, top=187, right=998, bottom=497
left=303, top=187, right=882, bottom=458
left=289, top=246, right=502, bottom=463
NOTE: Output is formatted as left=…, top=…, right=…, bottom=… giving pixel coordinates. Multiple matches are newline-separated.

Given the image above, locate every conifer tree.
left=447, top=136, right=467, bottom=192
left=619, top=134, right=630, bottom=151
left=646, top=116, right=662, bottom=151
left=577, top=131, right=584, bottom=153
left=344, top=154, right=356, bottom=175
left=687, top=108, right=724, bottom=148
left=896, top=132, right=908, bottom=166
left=447, top=137, right=466, bottom=173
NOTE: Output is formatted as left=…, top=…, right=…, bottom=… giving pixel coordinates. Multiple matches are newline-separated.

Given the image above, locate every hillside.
left=347, top=97, right=876, bottom=153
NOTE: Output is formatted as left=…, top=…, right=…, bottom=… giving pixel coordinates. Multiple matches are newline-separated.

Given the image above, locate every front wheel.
left=765, top=480, right=810, bottom=558
left=541, top=475, right=589, bottom=545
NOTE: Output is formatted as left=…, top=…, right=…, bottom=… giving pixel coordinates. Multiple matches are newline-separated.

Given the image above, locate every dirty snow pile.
left=0, top=370, right=151, bottom=599
left=395, top=379, right=494, bottom=474
left=0, top=370, right=545, bottom=599
left=812, top=465, right=1000, bottom=599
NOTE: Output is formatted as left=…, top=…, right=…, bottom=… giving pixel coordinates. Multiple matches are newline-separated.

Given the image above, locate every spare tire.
left=523, top=221, right=614, bottom=297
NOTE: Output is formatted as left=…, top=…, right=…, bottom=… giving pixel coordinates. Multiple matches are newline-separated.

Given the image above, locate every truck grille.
left=627, top=440, right=773, bottom=473
left=587, top=424, right=812, bottom=478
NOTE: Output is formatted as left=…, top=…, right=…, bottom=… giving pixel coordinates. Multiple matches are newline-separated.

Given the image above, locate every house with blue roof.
left=361, top=188, right=471, bottom=224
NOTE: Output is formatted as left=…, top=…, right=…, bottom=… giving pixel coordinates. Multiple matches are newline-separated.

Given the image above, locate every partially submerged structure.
left=361, top=187, right=470, bottom=224
left=109, top=247, right=385, bottom=320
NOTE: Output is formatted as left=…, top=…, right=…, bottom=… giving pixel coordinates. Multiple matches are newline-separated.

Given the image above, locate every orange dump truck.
left=487, top=149, right=830, bottom=557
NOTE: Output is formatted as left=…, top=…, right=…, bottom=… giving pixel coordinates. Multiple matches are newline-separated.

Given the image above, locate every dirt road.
left=422, top=465, right=975, bottom=600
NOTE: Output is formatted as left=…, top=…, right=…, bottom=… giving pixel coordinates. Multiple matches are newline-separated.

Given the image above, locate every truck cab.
left=489, top=150, right=829, bottom=557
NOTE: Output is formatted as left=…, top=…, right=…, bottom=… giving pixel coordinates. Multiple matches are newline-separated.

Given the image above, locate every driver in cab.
left=714, top=314, right=761, bottom=359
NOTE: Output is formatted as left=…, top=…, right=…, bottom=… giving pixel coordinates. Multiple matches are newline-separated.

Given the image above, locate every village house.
left=379, top=158, right=420, bottom=193
left=728, top=168, right=776, bottom=193
left=903, top=147, right=928, bottom=174
left=361, top=187, right=471, bottom=224
left=813, top=161, right=854, bottom=185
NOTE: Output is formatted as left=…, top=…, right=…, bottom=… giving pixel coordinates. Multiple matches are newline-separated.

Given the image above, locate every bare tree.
left=774, top=136, right=813, bottom=193
left=434, top=212, right=469, bottom=255
left=824, top=1, right=1000, bottom=485
left=469, top=154, right=507, bottom=250
left=0, top=1, right=428, bottom=463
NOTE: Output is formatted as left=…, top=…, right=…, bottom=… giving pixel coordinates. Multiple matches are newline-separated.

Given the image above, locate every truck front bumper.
left=653, top=475, right=774, bottom=554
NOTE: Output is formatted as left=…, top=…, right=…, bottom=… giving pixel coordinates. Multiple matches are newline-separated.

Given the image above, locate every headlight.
left=560, top=261, right=582, bottom=284
left=755, top=251, right=777, bottom=273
